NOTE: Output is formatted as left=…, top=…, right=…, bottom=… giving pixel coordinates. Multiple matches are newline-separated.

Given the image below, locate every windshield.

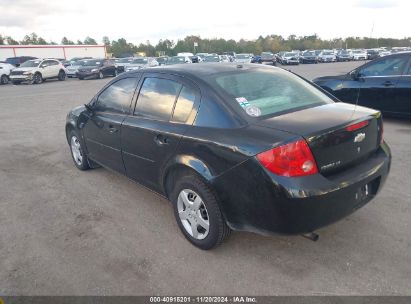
left=168, top=57, right=185, bottom=63
left=285, top=52, right=297, bottom=57
left=205, top=56, right=220, bottom=62
left=20, top=60, right=41, bottom=68
left=212, top=69, right=332, bottom=117
left=71, top=60, right=87, bottom=66
left=118, top=58, right=133, bottom=63
left=352, top=50, right=363, bottom=54
left=236, top=54, right=250, bottom=59
left=156, top=57, right=167, bottom=63
left=132, top=58, right=148, bottom=64
left=341, top=50, right=350, bottom=55
left=82, top=59, right=102, bottom=66
left=303, top=51, right=315, bottom=56
left=323, top=51, right=333, bottom=55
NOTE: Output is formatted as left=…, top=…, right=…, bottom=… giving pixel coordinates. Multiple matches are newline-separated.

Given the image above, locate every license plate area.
left=353, top=177, right=381, bottom=210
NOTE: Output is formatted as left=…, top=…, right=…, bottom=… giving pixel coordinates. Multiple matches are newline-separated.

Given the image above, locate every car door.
left=40, top=60, right=53, bottom=78
left=82, top=77, right=139, bottom=174
left=355, top=55, right=409, bottom=111
left=389, top=55, right=411, bottom=116
left=101, top=60, right=111, bottom=76
left=121, top=73, right=200, bottom=192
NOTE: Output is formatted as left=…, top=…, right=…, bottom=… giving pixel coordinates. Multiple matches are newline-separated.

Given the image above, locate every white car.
left=125, top=57, right=159, bottom=71
left=0, top=62, right=15, bottom=84
left=318, top=50, right=336, bottom=62
left=9, top=59, right=67, bottom=84
left=351, top=49, right=368, bottom=61
left=235, top=53, right=253, bottom=63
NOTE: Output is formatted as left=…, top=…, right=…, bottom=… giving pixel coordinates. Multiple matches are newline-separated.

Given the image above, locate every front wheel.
left=68, top=131, right=90, bottom=170
left=33, top=73, right=43, bottom=84
left=171, top=174, right=230, bottom=250
left=0, top=74, right=8, bottom=85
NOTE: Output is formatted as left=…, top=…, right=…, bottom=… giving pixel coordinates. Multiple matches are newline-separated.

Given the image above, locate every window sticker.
left=245, top=105, right=262, bottom=117
left=236, top=97, right=250, bottom=108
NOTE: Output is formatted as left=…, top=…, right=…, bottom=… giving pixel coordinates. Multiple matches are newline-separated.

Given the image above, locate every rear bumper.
left=213, top=143, right=391, bottom=235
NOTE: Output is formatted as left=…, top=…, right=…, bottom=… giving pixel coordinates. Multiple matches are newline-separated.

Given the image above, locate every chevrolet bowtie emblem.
left=354, top=133, right=366, bottom=143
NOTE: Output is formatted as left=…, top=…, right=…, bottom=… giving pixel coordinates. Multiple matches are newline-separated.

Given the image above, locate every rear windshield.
left=212, top=69, right=333, bottom=118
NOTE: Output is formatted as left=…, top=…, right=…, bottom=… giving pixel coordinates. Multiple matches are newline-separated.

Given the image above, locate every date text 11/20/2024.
left=149, top=296, right=257, bottom=303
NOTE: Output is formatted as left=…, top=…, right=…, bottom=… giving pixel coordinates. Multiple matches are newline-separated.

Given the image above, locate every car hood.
left=313, top=74, right=347, bottom=82
left=13, top=67, right=37, bottom=72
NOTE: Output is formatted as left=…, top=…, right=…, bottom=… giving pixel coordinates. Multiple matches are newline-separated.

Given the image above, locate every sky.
left=0, top=0, right=410, bottom=44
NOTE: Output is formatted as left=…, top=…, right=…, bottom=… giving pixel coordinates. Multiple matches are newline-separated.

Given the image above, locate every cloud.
left=356, top=0, right=399, bottom=9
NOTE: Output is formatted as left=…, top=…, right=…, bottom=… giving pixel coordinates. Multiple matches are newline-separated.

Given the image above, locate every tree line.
left=1, top=32, right=410, bottom=57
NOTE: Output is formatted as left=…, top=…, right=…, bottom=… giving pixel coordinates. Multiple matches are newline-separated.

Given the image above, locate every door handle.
left=107, top=125, right=118, bottom=133
left=382, top=81, right=394, bottom=87
left=154, top=134, right=169, bottom=146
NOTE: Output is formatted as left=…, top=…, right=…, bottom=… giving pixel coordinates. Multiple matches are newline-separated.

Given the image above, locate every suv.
left=5, top=56, right=37, bottom=67
left=9, top=59, right=67, bottom=84
left=0, top=62, right=15, bottom=84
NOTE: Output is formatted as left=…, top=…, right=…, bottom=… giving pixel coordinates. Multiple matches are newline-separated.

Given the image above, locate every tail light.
left=256, top=139, right=318, bottom=177
left=345, top=120, right=369, bottom=132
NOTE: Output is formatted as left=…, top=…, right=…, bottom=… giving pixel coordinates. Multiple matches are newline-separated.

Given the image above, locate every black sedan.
left=66, top=63, right=391, bottom=249
left=313, top=52, right=411, bottom=118
left=77, top=59, right=118, bottom=80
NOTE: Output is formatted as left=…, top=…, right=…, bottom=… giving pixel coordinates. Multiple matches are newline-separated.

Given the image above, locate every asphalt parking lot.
left=0, top=61, right=410, bottom=296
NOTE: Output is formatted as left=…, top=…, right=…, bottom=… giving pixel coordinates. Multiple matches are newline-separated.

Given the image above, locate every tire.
left=98, top=71, right=104, bottom=79
left=0, top=74, right=8, bottom=85
left=68, top=130, right=90, bottom=171
left=171, top=173, right=230, bottom=250
left=58, top=70, right=66, bottom=81
left=33, top=72, right=42, bottom=84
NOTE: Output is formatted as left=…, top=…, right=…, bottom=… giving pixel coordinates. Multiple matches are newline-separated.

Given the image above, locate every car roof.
left=125, top=63, right=282, bottom=80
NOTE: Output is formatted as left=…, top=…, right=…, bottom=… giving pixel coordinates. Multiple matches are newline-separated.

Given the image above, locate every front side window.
left=212, top=69, right=332, bottom=118
left=95, top=78, right=138, bottom=114
left=359, top=57, right=408, bottom=77
left=135, top=77, right=182, bottom=121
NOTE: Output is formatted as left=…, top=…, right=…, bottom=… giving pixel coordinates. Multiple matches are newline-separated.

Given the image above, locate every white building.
left=0, top=45, right=107, bottom=61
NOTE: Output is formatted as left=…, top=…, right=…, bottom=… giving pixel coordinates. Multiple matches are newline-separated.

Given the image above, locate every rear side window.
left=359, top=57, right=408, bottom=77
left=135, top=77, right=182, bottom=121
left=212, top=69, right=332, bottom=118
left=172, top=86, right=196, bottom=123
left=96, top=78, right=138, bottom=114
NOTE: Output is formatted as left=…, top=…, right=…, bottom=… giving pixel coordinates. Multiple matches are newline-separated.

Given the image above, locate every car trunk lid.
left=253, top=103, right=383, bottom=175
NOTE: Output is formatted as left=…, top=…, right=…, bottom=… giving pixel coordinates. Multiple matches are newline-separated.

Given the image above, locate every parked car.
left=299, top=51, right=319, bottom=64
left=318, top=50, right=337, bottom=63
left=279, top=52, right=299, bottom=65
left=337, top=49, right=352, bottom=62
left=125, top=57, right=159, bottom=71
left=223, top=52, right=236, bottom=62
left=235, top=54, right=253, bottom=63
left=65, top=63, right=390, bottom=249
left=351, top=49, right=368, bottom=61
left=260, top=52, right=276, bottom=65
left=77, top=59, right=117, bottom=80
left=156, top=56, right=169, bottom=66
left=66, top=60, right=87, bottom=78
left=313, top=52, right=411, bottom=118
left=251, top=55, right=262, bottom=63
left=9, top=58, right=66, bottom=84
left=367, top=49, right=381, bottom=60
left=0, top=62, right=15, bottom=84
left=5, top=56, right=37, bottom=67
left=166, top=56, right=192, bottom=65
left=219, top=55, right=230, bottom=63
left=113, top=57, right=134, bottom=73
left=203, top=55, right=221, bottom=63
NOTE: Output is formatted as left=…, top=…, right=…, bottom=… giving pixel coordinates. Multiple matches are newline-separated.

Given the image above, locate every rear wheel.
left=171, top=173, right=230, bottom=250
left=58, top=70, right=66, bottom=81
left=0, top=74, right=8, bottom=85
left=68, top=130, right=90, bottom=171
